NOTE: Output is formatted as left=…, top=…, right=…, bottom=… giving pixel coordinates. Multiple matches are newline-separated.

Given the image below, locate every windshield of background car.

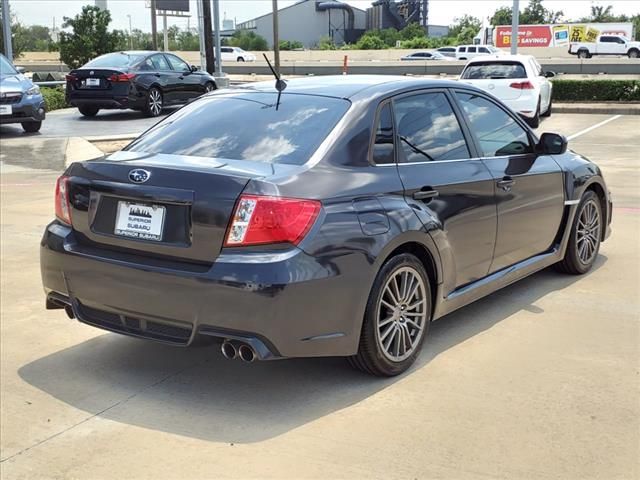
left=0, top=55, right=18, bottom=75
left=126, top=92, right=351, bottom=165
left=461, top=62, right=527, bottom=79
left=84, top=53, right=145, bottom=69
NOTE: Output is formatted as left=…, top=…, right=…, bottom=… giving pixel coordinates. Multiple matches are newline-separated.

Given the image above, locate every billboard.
left=495, top=23, right=633, bottom=48
left=156, top=0, right=189, bottom=12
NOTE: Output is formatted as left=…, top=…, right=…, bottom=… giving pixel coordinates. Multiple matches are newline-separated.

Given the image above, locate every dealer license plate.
left=0, top=105, right=12, bottom=115
left=114, top=201, right=166, bottom=241
left=85, top=78, right=100, bottom=87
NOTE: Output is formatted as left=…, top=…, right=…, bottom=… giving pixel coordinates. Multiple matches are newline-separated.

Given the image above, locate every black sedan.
left=41, top=76, right=612, bottom=376
left=65, top=51, right=216, bottom=117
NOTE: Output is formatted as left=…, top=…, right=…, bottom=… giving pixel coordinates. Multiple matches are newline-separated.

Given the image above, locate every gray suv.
left=0, top=54, right=46, bottom=133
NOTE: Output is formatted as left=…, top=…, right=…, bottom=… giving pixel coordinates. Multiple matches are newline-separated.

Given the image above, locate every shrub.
left=228, top=30, right=268, bottom=51
left=317, top=35, right=337, bottom=50
left=40, top=87, right=68, bottom=111
left=279, top=40, right=303, bottom=50
left=552, top=79, right=640, bottom=102
left=355, top=33, right=387, bottom=50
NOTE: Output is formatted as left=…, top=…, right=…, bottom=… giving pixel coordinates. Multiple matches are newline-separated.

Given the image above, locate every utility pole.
left=272, top=0, right=280, bottom=75
left=163, top=12, right=168, bottom=51
left=127, top=14, right=133, bottom=49
left=150, top=0, right=158, bottom=50
left=212, top=0, right=222, bottom=77
left=1, top=0, right=13, bottom=60
left=510, top=0, right=519, bottom=54
left=196, top=0, right=206, bottom=70
left=202, top=0, right=215, bottom=74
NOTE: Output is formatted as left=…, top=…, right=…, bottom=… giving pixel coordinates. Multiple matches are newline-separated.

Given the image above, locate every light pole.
left=127, top=14, right=133, bottom=49
left=1, top=0, right=13, bottom=60
left=272, top=0, right=280, bottom=76
left=510, top=0, right=519, bottom=54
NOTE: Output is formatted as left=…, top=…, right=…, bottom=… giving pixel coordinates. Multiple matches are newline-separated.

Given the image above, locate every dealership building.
left=236, top=0, right=366, bottom=48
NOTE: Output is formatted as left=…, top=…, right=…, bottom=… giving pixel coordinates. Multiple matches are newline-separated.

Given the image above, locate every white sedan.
left=459, top=54, right=554, bottom=128
left=219, top=46, right=256, bottom=62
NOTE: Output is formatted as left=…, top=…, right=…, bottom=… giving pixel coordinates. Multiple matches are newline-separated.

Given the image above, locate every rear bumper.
left=503, top=94, right=539, bottom=119
left=41, top=222, right=366, bottom=359
left=0, top=97, right=46, bottom=124
left=68, top=96, right=143, bottom=110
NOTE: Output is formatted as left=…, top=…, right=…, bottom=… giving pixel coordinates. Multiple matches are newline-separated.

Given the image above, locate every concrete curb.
left=554, top=103, right=640, bottom=115
left=83, top=133, right=141, bottom=142
left=65, top=137, right=105, bottom=166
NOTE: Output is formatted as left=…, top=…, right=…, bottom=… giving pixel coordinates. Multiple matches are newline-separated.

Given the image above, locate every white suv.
left=219, top=47, right=256, bottom=62
left=456, top=45, right=505, bottom=60
left=459, top=54, right=554, bottom=128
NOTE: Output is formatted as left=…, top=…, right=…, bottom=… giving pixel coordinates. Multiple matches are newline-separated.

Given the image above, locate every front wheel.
left=237, top=57, right=245, bottom=62
left=556, top=191, right=602, bottom=275
left=204, top=81, right=216, bottom=93
left=144, top=87, right=163, bottom=117
left=349, top=254, right=431, bottom=377
left=22, top=121, right=42, bottom=133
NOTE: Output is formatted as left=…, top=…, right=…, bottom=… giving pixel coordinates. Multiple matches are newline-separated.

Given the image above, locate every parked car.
left=219, top=46, right=256, bottom=62
left=455, top=44, right=505, bottom=60
left=459, top=54, right=553, bottom=128
left=400, top=51, right=453, bottom=61
left=436, top=46, right=457, bottom=58
left=0, top=54, right=46, bottom=133
left=41, top=75, right=612, bottom=376
left=569, top=34, right=640, bottom=58
left=65, top=51, right=217, bottom=118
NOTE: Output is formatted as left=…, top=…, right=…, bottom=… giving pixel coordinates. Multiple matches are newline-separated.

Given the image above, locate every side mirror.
left=544, top=71, right=556, bottom=78
left=190, top=64, right=199, bottom=72
left=537, top=132, right=567, bottom=155
left=16, top=66, right=26, bottom=74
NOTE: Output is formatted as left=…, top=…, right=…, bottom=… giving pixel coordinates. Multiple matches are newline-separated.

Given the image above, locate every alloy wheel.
left=205, top=83, right=215, bottom=93
left=376, top=266, right=428, bottom=362
left=576, top=199, right=601, bottom=264
left=149, top=89, right=162, bottom=116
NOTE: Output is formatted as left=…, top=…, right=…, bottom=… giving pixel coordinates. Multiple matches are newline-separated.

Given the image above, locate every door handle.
left=154, top=73, right=161, bottom=78
left=413, top=188, right=439, bottom=201
left=497, top=176, right=515, bottom=191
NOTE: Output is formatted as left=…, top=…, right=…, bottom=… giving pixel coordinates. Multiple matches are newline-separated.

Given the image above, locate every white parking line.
left=567, top=115, right=622, bottom=141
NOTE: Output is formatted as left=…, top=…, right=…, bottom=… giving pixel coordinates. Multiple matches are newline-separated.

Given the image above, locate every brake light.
left=55, top=176, right=72, bottom=225
left=108, top=73, right=136, bottom=82
left=509, top=81, right=534, bottom=89
left=225, top=195, right=321, bottom=247
left=65, top=74, right=77, bottom=82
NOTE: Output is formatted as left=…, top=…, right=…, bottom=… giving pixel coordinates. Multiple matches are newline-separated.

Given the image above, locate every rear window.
left=126, top=92, right=350, bottom=165
left=461, top=62, right=527, bottom=79
left=84, top=53, right=145, bottom=68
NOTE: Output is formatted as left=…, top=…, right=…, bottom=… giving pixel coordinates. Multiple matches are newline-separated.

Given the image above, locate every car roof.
left=234, top=75, right=473, bottom=100
left=466, top=54, right=533, bottom=63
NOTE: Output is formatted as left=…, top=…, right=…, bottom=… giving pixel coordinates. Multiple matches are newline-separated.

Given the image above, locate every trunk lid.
left=68, top=68, right=131, bottom=95
left=460, top=78, right=523, bottom=101
left=65, top=151, right=295, bottom=265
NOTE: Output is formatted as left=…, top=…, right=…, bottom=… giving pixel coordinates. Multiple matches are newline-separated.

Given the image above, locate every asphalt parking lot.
left=1, top=113, right=638, bottom=479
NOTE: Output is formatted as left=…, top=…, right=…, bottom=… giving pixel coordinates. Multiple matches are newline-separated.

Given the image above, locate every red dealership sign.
left=496, top=25, right=552, bottom=47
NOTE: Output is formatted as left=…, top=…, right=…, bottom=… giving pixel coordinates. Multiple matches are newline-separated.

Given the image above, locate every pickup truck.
left=569, top=35, right=640, bottom=58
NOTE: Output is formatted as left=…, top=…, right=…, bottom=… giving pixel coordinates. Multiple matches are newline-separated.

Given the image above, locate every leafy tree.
left=228, top=30, right=268, bottom=51
left=399, top=22, right=425, bottom=40
left=520, top=0, right=563, bottom=24
left=449, top=15, right=482, bottom=43
left=589, top=4, right=615, bottom=22
left=0, top=9, right=28, bottom=58
left=59, top=6, right=124, bottom=68
left=490, top=6, right=512, bottom=26
left=355, top=33, right=387, bottom=50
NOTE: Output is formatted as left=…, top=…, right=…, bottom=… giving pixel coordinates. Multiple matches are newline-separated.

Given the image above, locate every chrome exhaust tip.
left=238, top=344, right=256, bottom=363
left=221, top=341, right=237, bottom=360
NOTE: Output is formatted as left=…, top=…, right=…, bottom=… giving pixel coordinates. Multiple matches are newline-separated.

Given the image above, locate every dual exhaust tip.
left=221, top=340, right=256, bottom=363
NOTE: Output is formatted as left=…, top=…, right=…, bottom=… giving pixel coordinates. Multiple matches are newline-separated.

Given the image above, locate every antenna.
left=263, top=53, right=287, bottom=110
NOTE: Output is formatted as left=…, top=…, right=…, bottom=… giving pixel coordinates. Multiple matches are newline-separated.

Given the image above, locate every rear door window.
left=455, top=92, right=533, bottom=157
left=461, top=61, right=527, bottom=79
left=126, top=93, right=350, bottom=165
left=468, top=47, right=477, bottom=53
left=150, top=54, right=170, bottom=71
left=393, top=92, right=470, bottom=163
left=458, top=46, right=466, bottom=53
left=371, top=103, right=395, bottom=165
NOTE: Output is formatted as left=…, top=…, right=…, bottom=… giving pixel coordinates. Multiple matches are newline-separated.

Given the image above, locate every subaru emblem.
left=128, top=169, right=151, bottom=183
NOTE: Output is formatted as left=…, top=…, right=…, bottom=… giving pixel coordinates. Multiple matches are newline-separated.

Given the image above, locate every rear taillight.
left=509, top=81, right=534, bottom=89
left=65, top=74, right=77, bottom=82
left=108, top=73, right=136, bottom=82
left=225, top=195, right=321, bottom=247
left=55, top=176, right=72, bottom=225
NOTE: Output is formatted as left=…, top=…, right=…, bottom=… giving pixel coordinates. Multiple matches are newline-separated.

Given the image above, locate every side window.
left=221, top=47, right=232, bottom=53
left=455, top=92, right=533, bottom=157
left=372, top=103, right=395, bottom=165
left=151, top=54, right=170, bottom=71
left=600, top=36, right=611, bottom=43
left=459, top=46, right=466, bottom=53
left=468, top=46, right=477, bottom=53
left=393, top=92, right=470, bottom=163
left=138, top=58, right=155, bottom=71
left=166, top=54, right=189, bottom=72
left=616, top=37, right=626, bottom=44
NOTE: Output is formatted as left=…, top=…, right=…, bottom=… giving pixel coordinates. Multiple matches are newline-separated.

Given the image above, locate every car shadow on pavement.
left=18, top=257, right=606, bottom=444
left=72, top=109, right=176, bottom=122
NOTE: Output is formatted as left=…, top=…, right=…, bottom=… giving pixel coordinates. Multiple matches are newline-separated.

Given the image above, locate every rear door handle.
left=497, top=176, right=515, bottom=191
left=413, top=188, right=439, bottom=201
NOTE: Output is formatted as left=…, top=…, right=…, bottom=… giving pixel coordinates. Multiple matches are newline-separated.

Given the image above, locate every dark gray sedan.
left=41, top=76, right=612, bottom=376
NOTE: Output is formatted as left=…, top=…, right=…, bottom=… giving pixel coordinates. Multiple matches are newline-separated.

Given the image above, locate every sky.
left=6, top=0, right=639, bottom=32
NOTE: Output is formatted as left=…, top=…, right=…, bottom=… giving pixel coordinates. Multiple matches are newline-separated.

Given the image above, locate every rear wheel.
left=556, top=191, right=602, bottom=275
left=349, top=254, right=431, bottom=377
left=526, top=99, right=541, bottom=128
left=22, top=121, right=42, bottom=133
left=78, top=106, right=99, bottom=117
left=577, top=50, right=590, bottom=59
left=237, top=57, right=245, bottom=62
left=542, top=96, right=552, bottom=117
left=144, top=87, right=163, bottom=117
left=628, top=49, right=639, bottom=58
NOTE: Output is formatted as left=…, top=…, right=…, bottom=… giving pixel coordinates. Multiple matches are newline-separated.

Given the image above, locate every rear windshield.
left=84, top=53, right=145, bottom=68
left=126, top=92, right=350, bottom=165
left=461, top=62, right=526, bottom=79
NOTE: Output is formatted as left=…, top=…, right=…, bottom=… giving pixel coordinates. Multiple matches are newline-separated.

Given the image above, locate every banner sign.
left=496, top=23, right=633, bottom=47
left=496, top=26, right=552, bottom=47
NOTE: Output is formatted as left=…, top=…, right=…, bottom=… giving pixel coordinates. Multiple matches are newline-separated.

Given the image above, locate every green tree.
left=589, top=4, right=615, bottom=22
left=449, top=15, right=482, bottom=43
left=0, top=9, right=28, bottom=58
left=399, top=22, right=425, bottom=40
left=59, top=6, right=124, bottom=68
left=490, top=6, right=512, bottom=26
left=355, top=33, right=387, bottom=50
left=520, top=0, right=563, bottom=24
left=228, top=30, right=268, bottom=51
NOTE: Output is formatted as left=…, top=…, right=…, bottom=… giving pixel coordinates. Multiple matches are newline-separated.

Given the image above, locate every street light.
left=126, top=14, right=133, bottom=49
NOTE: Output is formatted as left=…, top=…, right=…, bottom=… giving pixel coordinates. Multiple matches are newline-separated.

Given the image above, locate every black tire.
left=349, top=253, right=432, bottom=377
left=628, top=49, right=640, bottom=59
left=577, top=50, right=590, bottom=59
left=143, top=87, right=163, bottom=117
left=203, top=81, right=216, bottom=94
left=237, top=57, right=245, bottom=62
left=526, top=99, right=541, bottom=128
left=21, top=121, right=42, bottom=133
left=78, top=105, right=99, bottom=117
left=556, top=190, right=602, bottom=275
left=541, top=96, right=552, bottom=117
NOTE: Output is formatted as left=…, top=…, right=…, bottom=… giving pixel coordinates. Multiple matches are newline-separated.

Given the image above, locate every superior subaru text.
left=41, top=76, right=612, bottom=376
